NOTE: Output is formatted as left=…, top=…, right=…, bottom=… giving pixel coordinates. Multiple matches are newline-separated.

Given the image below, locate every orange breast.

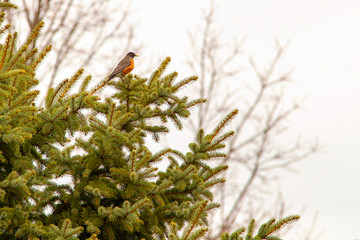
left=122, top=59, right=134, bottom=75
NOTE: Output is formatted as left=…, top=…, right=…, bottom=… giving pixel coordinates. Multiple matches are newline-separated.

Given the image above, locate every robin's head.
left=127, top=52, right=138, bottom=58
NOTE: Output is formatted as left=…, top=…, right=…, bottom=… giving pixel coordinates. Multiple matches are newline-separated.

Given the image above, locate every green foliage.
left=0, top=3, right=300, bottom=240
left=220, top=216, right=300, bottom=240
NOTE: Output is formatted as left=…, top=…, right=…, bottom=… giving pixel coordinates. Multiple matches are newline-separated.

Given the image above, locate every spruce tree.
left=0, top=2, right=299, bottom=240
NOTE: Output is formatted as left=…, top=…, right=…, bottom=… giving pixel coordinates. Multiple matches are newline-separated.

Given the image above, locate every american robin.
left=89, top=52, right=138, bottom=96
left=108, top=52, right=138, bottom=81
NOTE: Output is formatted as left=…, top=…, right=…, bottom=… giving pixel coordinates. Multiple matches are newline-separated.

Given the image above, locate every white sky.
left=128, top=1, right=360, bottom=239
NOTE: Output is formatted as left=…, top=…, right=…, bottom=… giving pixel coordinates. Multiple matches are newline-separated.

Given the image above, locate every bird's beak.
left=135, top=55, right=139, bottom=57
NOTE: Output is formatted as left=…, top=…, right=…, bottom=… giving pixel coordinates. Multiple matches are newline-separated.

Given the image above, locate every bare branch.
left=7, top=0, right=140, bottom=105
left=185, top=3, right=320, bottom=240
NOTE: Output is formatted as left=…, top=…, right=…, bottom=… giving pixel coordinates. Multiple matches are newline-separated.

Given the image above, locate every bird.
left=108, top=52, right=138, bottom=81
left=89, top=52, right=138, bottom=96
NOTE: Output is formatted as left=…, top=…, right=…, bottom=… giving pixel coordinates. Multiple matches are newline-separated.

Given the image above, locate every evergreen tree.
left=0, top=2, right=299, bottom=239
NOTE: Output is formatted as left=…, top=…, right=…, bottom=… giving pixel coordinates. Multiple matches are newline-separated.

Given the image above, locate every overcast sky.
left=126, top=1, right=360, bottom=239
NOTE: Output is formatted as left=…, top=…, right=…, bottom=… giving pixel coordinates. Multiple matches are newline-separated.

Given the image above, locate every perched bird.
left=89, top=52, right=138, bottom=96
left=108, top=52, right=138, bottom=81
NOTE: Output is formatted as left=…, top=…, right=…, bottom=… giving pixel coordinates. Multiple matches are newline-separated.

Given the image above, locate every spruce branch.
left=46, top=78, right=69, bottom=108
left=9, top=90, right=39, bottom=109
left=205, top=131, right=234, bottom=152
left=257, top=215, right=300, bottom=237
left=149, top=57, right=171, bottom=87
left=88, top=76, right=111, bottom=96
left=209, top=109, right=238, bottom=142
left=0, top=12, right=3, bottom=25
left=60, top=68, right=84, bottom=98
left=0, top=23, right=10, bottom=37
left=172, top=75, right=198, bottom=92
left=0, top=2, right=18, bottom=9
left=186, top=98, right=207, bottom=111
left=24, top=48, right=38, bottom=64
left=9, top=32, right=16, bottom=61
left=113, top=112, right=133, bottom=128
left=48, top=218, right=84, bottom=239
left=7, top=21, right=44, bottom=70
left=31, top=44, right=52, bottom=69
left=0, top=33, right=12, bottom=70
left=129, top=198, right=151, bottom=213
left=0, top=69, right=26, bottom=81
left=80, top=75, right=92, bottom=92
left=182, top=201, right=208, bottom=240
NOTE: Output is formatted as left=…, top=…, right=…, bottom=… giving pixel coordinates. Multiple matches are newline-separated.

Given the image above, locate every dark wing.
left=108, top=57, right=131, bottom=80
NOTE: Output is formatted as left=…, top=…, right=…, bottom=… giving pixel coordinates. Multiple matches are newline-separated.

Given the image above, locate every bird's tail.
left=108, top=73, right=116, bottom=81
